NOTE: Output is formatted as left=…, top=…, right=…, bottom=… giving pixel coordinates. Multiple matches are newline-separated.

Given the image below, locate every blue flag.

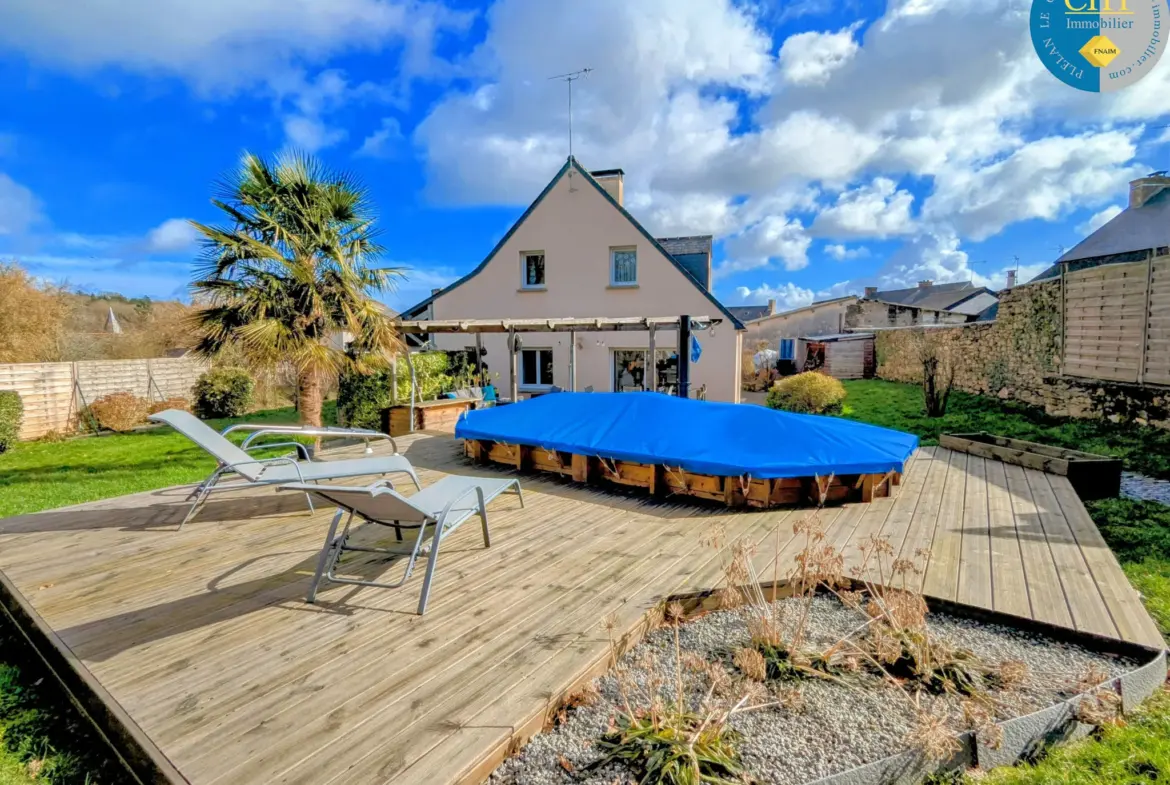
left=690, top=334, right=702, bottom=364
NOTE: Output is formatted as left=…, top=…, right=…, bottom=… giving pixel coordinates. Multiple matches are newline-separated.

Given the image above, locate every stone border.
left=664, top=581, right=1167, bottom=785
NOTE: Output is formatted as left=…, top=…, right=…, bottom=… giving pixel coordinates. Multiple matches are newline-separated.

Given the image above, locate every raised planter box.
left=381, top=398, right=477, bottom=436
left=939, top=432, right=1122, bottom=500
left=462, top=438, right=899, bottom=509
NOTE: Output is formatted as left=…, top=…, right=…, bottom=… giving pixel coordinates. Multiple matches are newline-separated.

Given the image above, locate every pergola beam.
left=393, top=316, right=721, bottom=334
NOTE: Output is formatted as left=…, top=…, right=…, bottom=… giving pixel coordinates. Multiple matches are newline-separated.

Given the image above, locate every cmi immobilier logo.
left=1030, top=0, right=1166, bottom=91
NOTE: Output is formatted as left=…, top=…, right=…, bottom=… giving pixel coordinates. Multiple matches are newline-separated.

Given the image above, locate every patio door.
left=612, top=348, right=676, bottom=392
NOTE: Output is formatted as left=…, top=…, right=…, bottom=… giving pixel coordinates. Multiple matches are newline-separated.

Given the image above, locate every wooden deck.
left=0, top=436, right=1162, bottom=785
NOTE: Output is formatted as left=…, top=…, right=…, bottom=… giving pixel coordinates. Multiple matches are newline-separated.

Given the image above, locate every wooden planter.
left=939, top=432, right=1121, bottom=500
left=382, top=399, right=476, bottom=437
left=462, top=438, right=898, bottom=509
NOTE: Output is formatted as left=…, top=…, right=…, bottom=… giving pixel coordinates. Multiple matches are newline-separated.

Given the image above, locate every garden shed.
left=800, top=332, right=875, bottom=380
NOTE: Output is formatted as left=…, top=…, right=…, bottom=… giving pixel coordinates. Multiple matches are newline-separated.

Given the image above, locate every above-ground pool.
left=455, top=392, right=918, bottom=508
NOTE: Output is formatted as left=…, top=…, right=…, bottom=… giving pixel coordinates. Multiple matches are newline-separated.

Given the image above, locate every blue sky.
left=1, top=0, right=1168, bottom=314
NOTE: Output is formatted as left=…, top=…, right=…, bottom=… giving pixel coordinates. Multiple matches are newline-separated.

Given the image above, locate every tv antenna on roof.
left=549, top=68, right=593, bottom=160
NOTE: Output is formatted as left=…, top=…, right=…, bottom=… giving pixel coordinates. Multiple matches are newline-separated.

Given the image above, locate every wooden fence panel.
left=1145, top=258, right=1170, bottom=385
left=1062, top=261, right=1149, bottom=383
left=0, top=357, right=207, bottom=441
left=0, top=363, right=75, bottom=439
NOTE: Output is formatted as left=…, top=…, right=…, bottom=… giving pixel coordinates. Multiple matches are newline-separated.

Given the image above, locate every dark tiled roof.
left=1029, top=187, right=1170, bottom=282
left=656, top=235, right=712, bottom=256
left=868, top=281, right=991, bottom=311
left=1058, top=189, right=1170, bottom=264
left=727, top=304, right=772, bottom=322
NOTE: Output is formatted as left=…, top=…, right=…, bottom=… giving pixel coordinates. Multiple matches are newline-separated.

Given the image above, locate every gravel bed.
left=1121, top=471, right=1170, bottom=505
left=489, top=596, right=1136, bottom=785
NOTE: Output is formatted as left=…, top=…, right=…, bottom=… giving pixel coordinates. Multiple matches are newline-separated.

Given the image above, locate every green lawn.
left=838, top=380, right=1170, bottom=481
left=0, top=402, right=336, bottom=518
left=0, top=384, right=1167, bottom=784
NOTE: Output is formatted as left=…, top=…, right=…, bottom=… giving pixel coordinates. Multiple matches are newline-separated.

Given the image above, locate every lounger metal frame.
left=301, top=478, right=523, bottom=614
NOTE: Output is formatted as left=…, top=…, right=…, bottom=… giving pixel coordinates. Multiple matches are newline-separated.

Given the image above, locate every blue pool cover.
left=455, top=392, right=918, bottom=479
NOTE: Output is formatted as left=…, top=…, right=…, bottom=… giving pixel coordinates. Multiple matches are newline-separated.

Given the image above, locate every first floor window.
left=611, top=248, right=637, bottom=285
left=521, top=348, right=554, bottom=387
left=778, top=338, right=795, bottom=361
left=522, top=252, right=545, bottom=288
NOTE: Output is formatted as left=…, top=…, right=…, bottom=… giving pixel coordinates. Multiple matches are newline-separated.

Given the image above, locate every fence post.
left=1058, top=261, right=1066, bottom=375
left=1139, top=249, right=1154, bottom=385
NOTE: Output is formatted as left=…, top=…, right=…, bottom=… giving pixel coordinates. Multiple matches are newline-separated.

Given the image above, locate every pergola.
left=393, top=314, right=722, bottom=403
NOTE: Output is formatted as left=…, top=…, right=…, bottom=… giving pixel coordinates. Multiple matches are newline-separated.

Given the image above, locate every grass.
left=973, top=687, right=1170, bottom=784
left=0, top=402, right=336, bottom=518
left=838, top=380, right=1170, bottom=481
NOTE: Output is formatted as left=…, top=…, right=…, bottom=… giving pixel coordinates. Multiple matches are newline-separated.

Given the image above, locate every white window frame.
left=520, top=251, right=546, bottom=290
left=609, top=246, right=638, bottom=287
left=519, top=347, right=554, bottom=390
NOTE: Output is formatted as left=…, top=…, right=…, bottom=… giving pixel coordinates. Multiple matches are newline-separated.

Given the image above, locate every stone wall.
left=873, top=278, right=1170, bottom=429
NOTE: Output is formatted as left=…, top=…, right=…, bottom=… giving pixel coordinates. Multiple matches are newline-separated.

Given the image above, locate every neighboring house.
left=739, top=296, right=859, bottom=370
left=1031, top=172, right=1170, bottom=281
left=849, top=280, right=999, bottom=327
left=328, top=303, right=398, bottom=352
left=399, top=158, right=745, bottom=402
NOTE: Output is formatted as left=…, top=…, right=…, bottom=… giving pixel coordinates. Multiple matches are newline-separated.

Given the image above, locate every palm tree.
left=190, top=151, right=402, bottom=427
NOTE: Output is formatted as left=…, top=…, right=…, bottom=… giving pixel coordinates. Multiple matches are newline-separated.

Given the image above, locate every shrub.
left=193, top=367, right=254, bottom=418
left=0, top=390, right=22, bottom=453
left=148, top=396, right=191, bottom=415
left=86, top=392, right=150, bottom=432
left=338, top=368, right=393, bottom=430
left=765, top=372, right=846, bottom=414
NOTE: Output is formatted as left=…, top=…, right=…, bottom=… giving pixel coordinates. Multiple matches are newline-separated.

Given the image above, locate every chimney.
left=864, top=286, right=878, bottom=298
left=1005, top=270, right=1017, bottom=289
left=590, top=168, right=624, bottom=207
left=918, top=280, right=933, bottom=288
left=767, top=299, right=776, bottom=315
left=1129, top=171, right=1170, bottom=209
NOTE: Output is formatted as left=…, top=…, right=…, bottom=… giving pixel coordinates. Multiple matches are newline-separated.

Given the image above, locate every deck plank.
left=957, top=457, right=994, bottom=610
left=985, top=459, right=1032, bottom=619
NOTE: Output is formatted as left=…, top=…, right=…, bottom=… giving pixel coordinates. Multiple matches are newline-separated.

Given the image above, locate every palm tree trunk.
left=298, top=368, right=324, bottom=428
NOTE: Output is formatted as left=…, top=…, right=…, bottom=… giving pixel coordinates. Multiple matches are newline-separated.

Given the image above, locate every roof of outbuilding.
left=866, top=281, right=993, bottom=311
left=656, top=235, right=712, bottom=256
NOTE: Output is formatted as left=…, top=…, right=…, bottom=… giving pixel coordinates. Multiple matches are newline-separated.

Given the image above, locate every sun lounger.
left=149, top=409, right=421, bottom=528
left=282, top=475, right=523, bottom=614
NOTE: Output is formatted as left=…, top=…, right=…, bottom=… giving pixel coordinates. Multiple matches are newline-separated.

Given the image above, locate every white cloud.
left=723, top=216, right=811, bottom=273
left=778, top=26, right=859, bottom=86
left=922, top=130, right=1144, bottom=240
left=356, top=118, right=404, bottom=158
left=1077, top=205, right=1123, bottom=236
left=145, top=218, right=199, bottom=253
left=824, top=243, right=869, bottom=261
left=0, top=0, right=472, bottom=95
left=282, top=115, right=348, bottom=152
left=0, top=173, right=43, bottom=236
left=811, top=177, right=915, bottom=239
left=734, top=282, right=816, bottom=310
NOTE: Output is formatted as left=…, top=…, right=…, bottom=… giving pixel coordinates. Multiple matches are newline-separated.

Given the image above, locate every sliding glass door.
left=612, top=348, right=677, bottom=393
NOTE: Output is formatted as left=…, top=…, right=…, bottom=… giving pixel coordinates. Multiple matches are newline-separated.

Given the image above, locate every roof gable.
left=400, top=158, right=744, bottom=329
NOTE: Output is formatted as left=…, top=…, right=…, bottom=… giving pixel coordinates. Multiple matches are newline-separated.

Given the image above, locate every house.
left=850, top=280, right=999, bottom=327
left=399, top=158, right=745, bottom=402
left=738, top=296, right=859, bottom=372
left=1031, top=171, right=1170, bottom=281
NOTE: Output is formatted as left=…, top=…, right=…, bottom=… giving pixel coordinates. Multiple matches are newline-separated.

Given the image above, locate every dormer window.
left=610, top=247, right=637, bottom=287
left=521, top=252, right=546, bottom=289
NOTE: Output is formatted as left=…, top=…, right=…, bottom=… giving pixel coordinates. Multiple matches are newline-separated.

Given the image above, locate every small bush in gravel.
left=193, top=367, right=254, bottom=418
left=0, top=389, right=22, bottom=453
left=766, top=372, right=846, bottom=415
left=85, top=392, right=150, bottom=432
